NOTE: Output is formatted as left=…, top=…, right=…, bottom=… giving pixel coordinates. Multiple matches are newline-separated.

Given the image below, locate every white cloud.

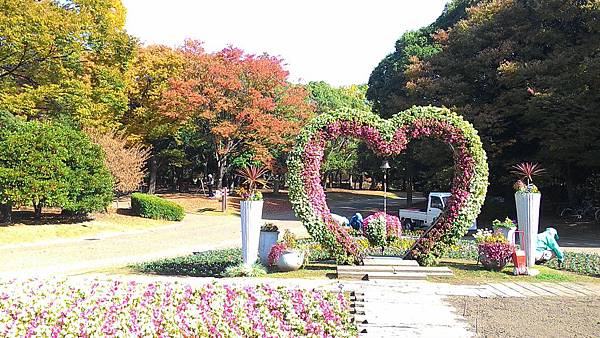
left=123, top=0, right=449, bottom=86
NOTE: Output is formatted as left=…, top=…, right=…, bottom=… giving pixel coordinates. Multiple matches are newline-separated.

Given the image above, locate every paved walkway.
left=350, top=280, right=600, bottom=337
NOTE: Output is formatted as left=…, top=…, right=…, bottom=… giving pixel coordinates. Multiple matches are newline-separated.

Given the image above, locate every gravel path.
left=449, top=295, right=600, bottom=337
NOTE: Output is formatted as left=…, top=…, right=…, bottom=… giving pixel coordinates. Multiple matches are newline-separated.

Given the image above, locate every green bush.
left=131, top=193, right=185, bottom=221
left=132, top=248, right=242, bottom=277
left=0, top=120, right=113, bottom=217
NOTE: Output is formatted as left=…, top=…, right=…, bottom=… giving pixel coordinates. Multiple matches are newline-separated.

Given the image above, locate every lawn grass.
left=324, top=188, right=408, bottom=200
left=0, top=213, right=171, bottom=245
left=267, top=262, right=337, bottom=279
left=431, top=258, right=600, bottom=284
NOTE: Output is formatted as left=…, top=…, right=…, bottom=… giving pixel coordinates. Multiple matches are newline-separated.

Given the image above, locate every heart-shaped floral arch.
left=287, top=106, right=488, bottom=266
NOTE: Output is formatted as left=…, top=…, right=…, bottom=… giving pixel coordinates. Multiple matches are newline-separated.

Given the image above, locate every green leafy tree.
left=367, top=0, right=476, bottom=117
left=403, top=0, right=600, bottom=200
left=0, top=0, right=135, bottom=129
left=306, top=82, right=372, bottom=188
left=369, top=0, right=600, bottom=202
left=0, top=121, right=113, bottom=220
left=124, top=44, right=186, bottom=192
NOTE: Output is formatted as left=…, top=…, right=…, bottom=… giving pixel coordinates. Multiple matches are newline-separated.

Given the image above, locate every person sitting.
left=535, top=227, right=564, bottom=264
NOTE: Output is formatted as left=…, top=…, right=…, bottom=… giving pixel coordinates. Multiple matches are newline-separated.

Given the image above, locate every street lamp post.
left=380, top=160, right=391, bottom=214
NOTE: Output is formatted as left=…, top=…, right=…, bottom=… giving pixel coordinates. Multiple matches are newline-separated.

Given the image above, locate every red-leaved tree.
left=161, top=40, right=313, bottom=187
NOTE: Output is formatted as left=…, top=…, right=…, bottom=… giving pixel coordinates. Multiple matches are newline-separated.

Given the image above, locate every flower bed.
left=0, top=279, right=356, bottom=337
left=546, top=252, right=600, bottom=276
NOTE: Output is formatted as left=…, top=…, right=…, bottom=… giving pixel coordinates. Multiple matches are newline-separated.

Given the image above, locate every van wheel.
left=403, top=220, right=414, bottom=231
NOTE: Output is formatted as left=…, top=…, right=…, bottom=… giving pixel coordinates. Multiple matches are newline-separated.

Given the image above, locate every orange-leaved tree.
left=161, top=40, right=313, bottom=187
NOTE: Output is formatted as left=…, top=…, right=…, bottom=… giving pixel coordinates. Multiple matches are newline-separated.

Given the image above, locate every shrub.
left=0, top=121, right=113, bottom=218
left=86, top=130, right=150, bottom=197
left=364, top=215, right=387, bottom=248
left=363, top=212, right=402, bottom=238
left=131, top=193, right=185, bottom=221
left=132, top=248, right=242, bottom=277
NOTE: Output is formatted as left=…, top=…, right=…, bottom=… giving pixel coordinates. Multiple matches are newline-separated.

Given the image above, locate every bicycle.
left=559, top=207, right=583, bottom=220
left=560, top=200, right=600, bottom=222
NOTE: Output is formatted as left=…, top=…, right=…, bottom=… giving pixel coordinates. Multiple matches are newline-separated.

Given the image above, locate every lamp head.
left=380, top=160, right=391, bottom=170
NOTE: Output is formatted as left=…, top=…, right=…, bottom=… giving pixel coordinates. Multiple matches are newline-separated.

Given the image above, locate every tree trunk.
left=33, top=201, right=43, bottom=220
left=369, top=176, right=377, bottom=190
left=272, top=175, right=280, bottom=193
left=216, top=156, right=227, bottom=189
left=406, top=175, right=413, bottom=207
left=349, top=174, right=353, bottom=190
left=148, top=155, right=158, bottom=194
left=1, top=202, right=12, bottom=224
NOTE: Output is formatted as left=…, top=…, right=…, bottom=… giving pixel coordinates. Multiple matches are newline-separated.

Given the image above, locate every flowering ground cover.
left=0, top=278, right=356, bottom=337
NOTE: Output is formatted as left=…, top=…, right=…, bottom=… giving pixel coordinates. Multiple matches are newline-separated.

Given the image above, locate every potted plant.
left=267, top=230, right=307, bottom=272
left=511, top=162, right=545, bottom=267
left=258, top=223, right=279, bottom=265
left=363, top=214, right=388, bottom=255
left=492, top=217, right=517, bottom=243
left=474, top=229, right=515, bottom=271
left=237, top=165, right=269, bottom=267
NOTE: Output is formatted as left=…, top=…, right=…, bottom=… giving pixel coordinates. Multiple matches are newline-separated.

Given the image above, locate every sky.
left=122, top=0, right=449, bottom=87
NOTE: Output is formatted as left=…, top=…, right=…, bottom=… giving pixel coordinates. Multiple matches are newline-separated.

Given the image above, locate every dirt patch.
left=448, top=296, right=600, bottom=337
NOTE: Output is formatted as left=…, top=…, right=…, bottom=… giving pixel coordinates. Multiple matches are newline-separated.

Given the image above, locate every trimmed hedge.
left=130, top=193, right=185, bottom=221
left=132, top=248, right=242, bottom=277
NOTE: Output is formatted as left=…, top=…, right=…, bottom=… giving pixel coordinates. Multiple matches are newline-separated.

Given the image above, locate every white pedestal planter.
left=276, top=250, right=305, bottom=272
left=515, top=192, right=541, bottom=267
left=240, top=200, right=264, bottom=268
left=258, top=230, right=279, bottom=265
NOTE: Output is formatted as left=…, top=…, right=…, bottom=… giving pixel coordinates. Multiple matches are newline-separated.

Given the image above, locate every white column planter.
left=515, top=192, right=541, bottom=267
left=258, top=230, right=279, bottom=265
left=240, top=200, right=264, bottom=268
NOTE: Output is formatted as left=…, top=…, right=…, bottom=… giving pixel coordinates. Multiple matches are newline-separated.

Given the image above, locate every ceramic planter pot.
left=258, top=230, right=279, bottom=265
left=276, top=250, right=305, bottom=272
left=240, top=200, right=264, bottom=267
left=515, top=192, right=541, bottom=267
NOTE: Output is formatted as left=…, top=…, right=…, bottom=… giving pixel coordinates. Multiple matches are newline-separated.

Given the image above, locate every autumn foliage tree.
left=124, top=44, right=184, bottom=193
left=161, top=40, right=313, bottom=187
left=86, top=130, right=150, bottom=203
left=0, top=0, right=135, bottom=129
